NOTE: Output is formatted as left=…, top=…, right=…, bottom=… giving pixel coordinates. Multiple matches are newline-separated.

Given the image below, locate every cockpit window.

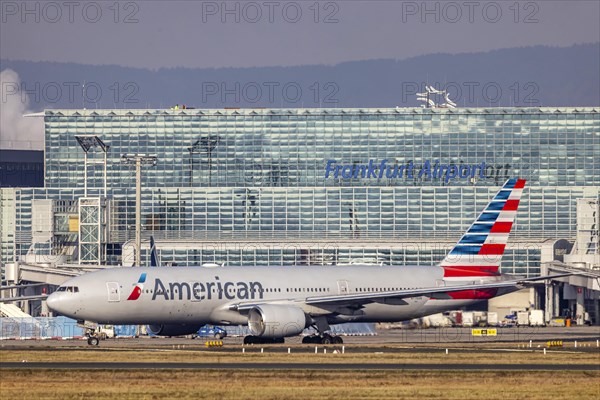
left=57, top=286, right=79, bottom=293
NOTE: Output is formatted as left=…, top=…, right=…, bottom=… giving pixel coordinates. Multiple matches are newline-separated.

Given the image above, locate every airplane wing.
left=231, top=273, right=571, bottom=312
left=304, top=274, right=572, bottom=306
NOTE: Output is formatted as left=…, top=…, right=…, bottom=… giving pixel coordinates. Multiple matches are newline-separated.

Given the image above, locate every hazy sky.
left=1, top=1, right=599, bottom=68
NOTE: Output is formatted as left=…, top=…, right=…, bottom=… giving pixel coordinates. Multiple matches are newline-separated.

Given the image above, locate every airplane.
left=46, top=178, right=568, bottom=346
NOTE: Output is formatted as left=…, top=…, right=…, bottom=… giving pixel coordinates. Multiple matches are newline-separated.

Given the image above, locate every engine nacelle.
left=147, top=324, right=202, bottom=337
left=248, top=305, right=309, bottom=338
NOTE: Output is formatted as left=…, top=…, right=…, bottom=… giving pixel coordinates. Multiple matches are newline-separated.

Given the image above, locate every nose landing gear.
left=78, top=321, right=103, bottom=346
left=87, top=336, right=100, bottom=346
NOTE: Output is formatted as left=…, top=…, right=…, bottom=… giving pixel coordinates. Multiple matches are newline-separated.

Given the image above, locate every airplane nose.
left=46, top=292, right=63, bottom=314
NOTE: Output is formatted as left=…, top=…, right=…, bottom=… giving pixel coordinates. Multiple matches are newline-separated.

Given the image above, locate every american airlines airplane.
left=46, top=178, right=563, bottom=345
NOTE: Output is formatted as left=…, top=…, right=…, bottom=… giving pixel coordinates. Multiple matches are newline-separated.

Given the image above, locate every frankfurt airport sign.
left=325, top=160, right=488, bottom=183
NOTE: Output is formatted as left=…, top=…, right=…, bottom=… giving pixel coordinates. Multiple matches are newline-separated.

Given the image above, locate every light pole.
left=75, top=135, right=109, bottom=264
left=121, top=154, right=157, bottom=266
left=75, top=135, right=109, bottom=197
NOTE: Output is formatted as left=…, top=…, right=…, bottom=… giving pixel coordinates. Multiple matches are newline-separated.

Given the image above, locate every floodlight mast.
left=75, top=135, right=110, bottom=197
left=121, top=154, right=157, bottom=266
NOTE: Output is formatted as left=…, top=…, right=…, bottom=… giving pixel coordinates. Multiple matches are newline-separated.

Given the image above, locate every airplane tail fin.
left=441, top=178, right=526, bottom=279
left=150, top=236, right=159, bottom=267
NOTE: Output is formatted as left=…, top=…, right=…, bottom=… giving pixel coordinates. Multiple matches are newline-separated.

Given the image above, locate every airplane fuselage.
left=48, top=264, right=492, bottom=326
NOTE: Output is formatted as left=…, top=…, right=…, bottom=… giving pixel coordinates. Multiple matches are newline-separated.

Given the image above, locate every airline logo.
left=442, top=178, right=526, bottom=278
left=127, top=272, right=147, bottom=301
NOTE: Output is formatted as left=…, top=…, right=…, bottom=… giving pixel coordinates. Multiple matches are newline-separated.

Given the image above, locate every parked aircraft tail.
left=441, top=178, right=526, bottom=279
left=150, top=236, right=159, bottom=267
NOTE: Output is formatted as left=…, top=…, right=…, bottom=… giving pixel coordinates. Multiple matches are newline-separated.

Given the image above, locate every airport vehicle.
left=517, top=311, right=530, bottom=326
left=487, top=312, right=498, bottom=326
left=461, top=312, right=474, bottom=327
left=47, top=179, right=568, bottom=345
left=196, top=326, right=227, bottom=340
left=529, top=309, right=545, bottom=326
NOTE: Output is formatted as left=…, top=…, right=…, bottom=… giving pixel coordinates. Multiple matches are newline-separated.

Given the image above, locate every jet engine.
left=247, top=305, right=309, bottom=338
left=147, top=324, right=202, bottom=337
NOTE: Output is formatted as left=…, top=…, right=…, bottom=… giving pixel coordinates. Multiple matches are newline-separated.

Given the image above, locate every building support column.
left=576, top=288, right=586, bottom=325
left=554, top=284, right=561, bottom=319
left=544, top=282, right=554, bottom=323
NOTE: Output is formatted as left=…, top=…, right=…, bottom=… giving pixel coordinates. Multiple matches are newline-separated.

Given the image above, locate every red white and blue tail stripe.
left=441, top=178, right=526, bottom=279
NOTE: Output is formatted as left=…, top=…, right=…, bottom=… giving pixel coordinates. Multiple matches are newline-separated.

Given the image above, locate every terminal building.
left=1, top=106, right=599, bottom=325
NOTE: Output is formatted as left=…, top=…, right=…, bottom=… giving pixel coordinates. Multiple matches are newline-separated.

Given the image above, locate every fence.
left=0, top=317, right=376, bottom=339
left=0, top=316, right=84, bottom=339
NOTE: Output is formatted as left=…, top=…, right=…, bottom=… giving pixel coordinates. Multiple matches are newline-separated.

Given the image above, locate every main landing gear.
left=241, top=317, right=344, bottom=345
left=301, top=316, right=343, bottom=344
left=242, top=334, right=343, bottom=345
left=301, top=333, right=343, bottom=345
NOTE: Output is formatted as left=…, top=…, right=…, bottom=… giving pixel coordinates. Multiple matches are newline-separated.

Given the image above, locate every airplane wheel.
left=243, top=336, right=256, bottom=345
left=321, top=335, right=333, bottom=345
left=332, top=336, right=343, bottom=345
left=305, top=335, right=322, bottom=344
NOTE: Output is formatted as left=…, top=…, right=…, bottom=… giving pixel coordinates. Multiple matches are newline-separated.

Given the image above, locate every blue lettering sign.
left=325, top=159, right=492, bottom=182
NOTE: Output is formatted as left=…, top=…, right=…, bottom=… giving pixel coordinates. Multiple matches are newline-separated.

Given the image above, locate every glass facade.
left=44, top=108, right=599, bottom=190
left=2, top=107, right=599, bottom=277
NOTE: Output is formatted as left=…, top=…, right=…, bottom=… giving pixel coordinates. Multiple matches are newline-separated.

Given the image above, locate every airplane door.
left=337, top=280, right=349, bottom=295
left=106, top=282, right=121, bottom=302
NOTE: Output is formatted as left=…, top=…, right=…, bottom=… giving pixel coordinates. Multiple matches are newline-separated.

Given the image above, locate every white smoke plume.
left=0, top=69, right=44, bottom=150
